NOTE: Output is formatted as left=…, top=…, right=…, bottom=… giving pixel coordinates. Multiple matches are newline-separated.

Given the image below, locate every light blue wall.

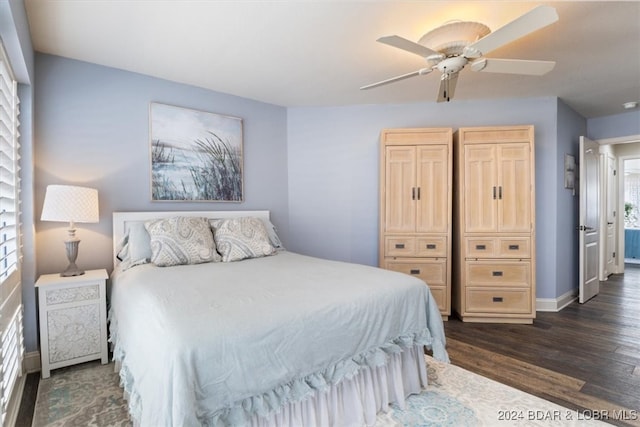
left=287, top=97, right=567, bottom=301
left=33, top=54, right=289, bottom=352
left=588, top=110, right=640, bottom=140
left=555, top=99, right=586, bottom=298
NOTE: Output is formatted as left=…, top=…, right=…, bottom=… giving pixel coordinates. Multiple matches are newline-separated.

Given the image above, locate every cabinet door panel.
left=416, top=145, right=449, bottom=233
left=464, top=145, right=497, bottom=232
left=385, top=146, right=416, bottom=233
left=498, top=144, right=532, bottom=232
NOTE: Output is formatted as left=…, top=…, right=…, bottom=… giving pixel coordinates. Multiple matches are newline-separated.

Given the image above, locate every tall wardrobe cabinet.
left=453, top=125, right=536, bottom=323
left=379, top=128, right=453, bottom=319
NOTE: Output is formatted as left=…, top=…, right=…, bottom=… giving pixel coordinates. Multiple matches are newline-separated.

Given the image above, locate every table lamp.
left=41, top=185, right=99, bottom=277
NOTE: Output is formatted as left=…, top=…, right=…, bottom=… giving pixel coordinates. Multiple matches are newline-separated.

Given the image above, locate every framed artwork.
left=564, top=153, right=576, bottom=190
left=150, top=102, right=243, bottom=201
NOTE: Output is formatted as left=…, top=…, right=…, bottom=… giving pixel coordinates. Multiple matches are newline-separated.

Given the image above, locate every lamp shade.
left=41, top=185, right=99, bottom=224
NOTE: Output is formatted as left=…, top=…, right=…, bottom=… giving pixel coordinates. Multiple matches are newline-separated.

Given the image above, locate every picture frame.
left=564, top=153, right=576, bottom=190
left=150, top=102, right=243, bottom=201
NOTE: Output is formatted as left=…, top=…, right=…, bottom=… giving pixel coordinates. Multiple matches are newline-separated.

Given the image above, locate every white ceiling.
left=24, top=1, right=640, bottom=118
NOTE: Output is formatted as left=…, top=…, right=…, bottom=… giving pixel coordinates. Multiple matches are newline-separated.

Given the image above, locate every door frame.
left=596, top=134, right=640, bottom=276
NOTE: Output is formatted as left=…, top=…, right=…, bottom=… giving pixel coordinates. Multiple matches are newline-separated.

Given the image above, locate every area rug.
left=32, top=356, right=607, bottom=427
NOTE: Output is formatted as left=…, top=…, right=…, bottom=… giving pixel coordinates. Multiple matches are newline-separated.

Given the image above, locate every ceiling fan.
left=360, top=5, right=559, bottom=102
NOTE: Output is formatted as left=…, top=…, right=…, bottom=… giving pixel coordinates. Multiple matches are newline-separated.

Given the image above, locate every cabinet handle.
left=508, top=244, right=520, bottom=250
left=412, top=187, right=416, bottom=200
left=417, top=187, right=421, bottom=200
left=499, top=186, right=503, bottom=200
left=426, top=244, right=436, bottom=249
left=475, top=244, right=486, bottom=250
left=492, top=271, right=503, bottom=277
left=395, top=243, right=405, bottom=249
left=492, top=297, right=504, bottom=303
left=410, top=269, right=420, bottom=275
left=493, top=186, right=497, bottom=200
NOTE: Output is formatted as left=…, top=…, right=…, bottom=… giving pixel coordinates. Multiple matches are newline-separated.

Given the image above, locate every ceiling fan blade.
left=437, top=73, right=459, bottom=103
left=471, top=58, right=555, bottom=75
left=360, top=68, right=432, bottom=90
left=463, top=5, right=558, bottom=58
left=377, top=35, right=440, bottom=58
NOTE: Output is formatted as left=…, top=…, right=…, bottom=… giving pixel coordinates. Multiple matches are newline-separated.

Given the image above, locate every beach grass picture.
left=150, top=103, right=243, bottom=201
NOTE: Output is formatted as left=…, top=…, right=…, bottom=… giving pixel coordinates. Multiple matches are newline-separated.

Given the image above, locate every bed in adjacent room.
left=108, top=210, right=448, bottom=426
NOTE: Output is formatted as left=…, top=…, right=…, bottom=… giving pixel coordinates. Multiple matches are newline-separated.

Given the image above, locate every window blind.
left=0, top=39, right=23, bottom=427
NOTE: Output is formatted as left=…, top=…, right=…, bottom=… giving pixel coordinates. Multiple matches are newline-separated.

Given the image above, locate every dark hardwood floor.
left=444, top=264, right=640, bottom=427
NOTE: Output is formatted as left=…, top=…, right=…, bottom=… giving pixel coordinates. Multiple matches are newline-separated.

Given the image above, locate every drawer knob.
left=475, top=244, right=486, bottom=250
left=492, top=297, right=504, bottom=302
left=410, top=269, right=420, bottom=275
left=508, top=244, right=520, bottom=250
left=395, top=243, right=405, bottom=249
left=426, top=244, right=436, bottom=249
left=492, top=271, right=503, bottom=277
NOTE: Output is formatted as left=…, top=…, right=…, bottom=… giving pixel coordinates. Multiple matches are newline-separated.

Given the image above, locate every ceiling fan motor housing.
left=436, top=56, right=468, bottom=74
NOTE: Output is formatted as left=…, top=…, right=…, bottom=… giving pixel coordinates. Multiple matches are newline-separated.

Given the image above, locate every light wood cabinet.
left=379, top=128, right=452, bottom=319
left=453, top=126, right=536, bottom=323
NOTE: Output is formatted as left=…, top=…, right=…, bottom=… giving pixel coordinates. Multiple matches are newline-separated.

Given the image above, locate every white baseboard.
left=24, top=351, right=41, bottom=373
left=536, top=289, right=578, bottom=312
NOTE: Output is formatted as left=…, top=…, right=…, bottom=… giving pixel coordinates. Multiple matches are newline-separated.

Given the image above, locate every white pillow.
left=145, top=217, right=221, bottom=267
left=211, top=217, right=275, bottom=262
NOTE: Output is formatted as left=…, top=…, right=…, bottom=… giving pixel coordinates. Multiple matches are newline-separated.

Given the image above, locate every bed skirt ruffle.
left=115, top=341, right=428, bottom=427
left=245, top=343, right=428, bottom=427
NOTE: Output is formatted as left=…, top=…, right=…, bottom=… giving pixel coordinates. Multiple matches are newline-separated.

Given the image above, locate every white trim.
left=23, top=351, right=41, bottom=374
left=3, top=375, right=25, bottom=427
left=536, top=289, right=578, bottom=312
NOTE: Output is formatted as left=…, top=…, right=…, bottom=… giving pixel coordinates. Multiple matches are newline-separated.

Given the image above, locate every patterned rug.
left=32, top=356, right=607, bottom=427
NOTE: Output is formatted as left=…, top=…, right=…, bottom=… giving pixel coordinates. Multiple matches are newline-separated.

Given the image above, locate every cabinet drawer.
left=385, top=236, right=447, bottom=257
left=385, top=259, right=447, bottom=287
left=416, top=236, right=447, bottom=257
left=466, top=261, right=530, bottom=287
left=497, top=238, right=530, bottom=258
left=466, top=288, right=532, bottom=314
left=428, top=286, right=447, bottom=312
left=465, top=237, right=530, bottom=258
left=385, top=237, right=416, bottom=257
left=466, top=238, right=496, bottom=257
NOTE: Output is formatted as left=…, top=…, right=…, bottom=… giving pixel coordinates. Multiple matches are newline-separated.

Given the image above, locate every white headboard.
left=112, top=210, right=270, bottom=265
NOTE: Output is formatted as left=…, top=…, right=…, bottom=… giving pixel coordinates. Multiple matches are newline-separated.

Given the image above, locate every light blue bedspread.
left=109, top=251, right=448, bottom=426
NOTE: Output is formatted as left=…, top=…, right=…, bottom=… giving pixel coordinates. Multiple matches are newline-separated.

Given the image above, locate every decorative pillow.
left=262, top=218, right=285, bottom=250
left=144, top=216, right=221, bottom=267
left=116, top=222, right=154, bottom=271
left=211, top=217, right=275, bottom=262
left=127, top=222, right=153, bottom=264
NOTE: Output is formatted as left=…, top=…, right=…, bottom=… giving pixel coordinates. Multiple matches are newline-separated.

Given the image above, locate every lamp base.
left=61, top=264, right=85, bottom=277
left=60, top=239, right=85, bottom=277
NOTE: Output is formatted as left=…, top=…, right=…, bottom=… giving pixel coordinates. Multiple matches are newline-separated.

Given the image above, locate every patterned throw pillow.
left=211, top=217, right=275, bottom=262
left=144, top=217, right=221, bottom=267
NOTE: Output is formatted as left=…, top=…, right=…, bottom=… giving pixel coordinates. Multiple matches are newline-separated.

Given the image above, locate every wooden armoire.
left=453, top=125, right=536, bottom=323
left=379, top=128, right=453, bottom=319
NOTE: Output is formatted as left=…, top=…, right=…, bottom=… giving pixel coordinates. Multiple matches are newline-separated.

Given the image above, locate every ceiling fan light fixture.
left=418, top=21, right=490, bottom=56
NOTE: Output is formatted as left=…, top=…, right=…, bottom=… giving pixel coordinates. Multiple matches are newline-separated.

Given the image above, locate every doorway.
left=623, top=158, right=640, bottom=266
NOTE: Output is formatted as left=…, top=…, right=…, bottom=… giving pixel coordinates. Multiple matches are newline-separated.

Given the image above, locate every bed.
left=108, top=210, right=448, bottom=426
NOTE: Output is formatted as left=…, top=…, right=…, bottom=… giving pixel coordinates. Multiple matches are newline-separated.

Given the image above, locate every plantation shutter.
left=0, top=39, right=23, bottom=427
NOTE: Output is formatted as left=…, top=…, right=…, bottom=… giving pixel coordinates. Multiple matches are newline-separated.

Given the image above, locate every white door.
left=579, top=136, right=600, bottom=303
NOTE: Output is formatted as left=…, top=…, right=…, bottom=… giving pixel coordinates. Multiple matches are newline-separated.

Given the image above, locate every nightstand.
left=35, top=269, right=109, bottom=378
